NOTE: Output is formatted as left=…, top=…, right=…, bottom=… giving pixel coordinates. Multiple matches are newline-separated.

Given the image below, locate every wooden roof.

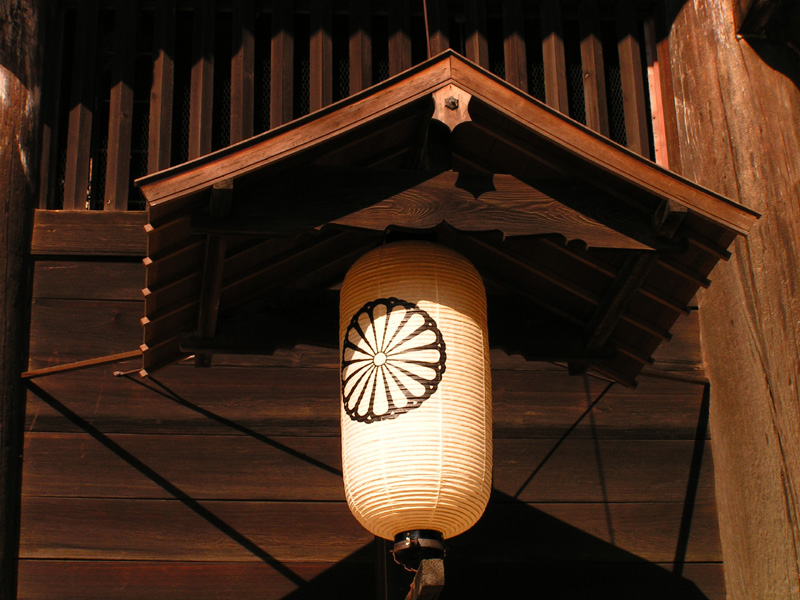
left=136, top=51, right=758, bottom=385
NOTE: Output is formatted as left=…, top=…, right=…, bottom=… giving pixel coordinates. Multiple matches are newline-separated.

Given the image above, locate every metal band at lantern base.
left=392, top=530, right=445, bottom=571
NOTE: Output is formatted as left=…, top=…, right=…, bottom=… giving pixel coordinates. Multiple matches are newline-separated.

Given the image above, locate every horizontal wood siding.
left=21, top=252, right=723, bottom=598
left=16, top=560, right=726, bottom=600
left=23, top=3, right=721, bottom=598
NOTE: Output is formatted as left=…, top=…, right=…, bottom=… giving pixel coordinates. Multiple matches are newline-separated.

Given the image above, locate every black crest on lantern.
left=341, top=297, right=446, bottom=423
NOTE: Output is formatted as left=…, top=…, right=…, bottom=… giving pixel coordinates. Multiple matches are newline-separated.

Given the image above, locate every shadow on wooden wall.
left=25, top=375, right=712, bottom=600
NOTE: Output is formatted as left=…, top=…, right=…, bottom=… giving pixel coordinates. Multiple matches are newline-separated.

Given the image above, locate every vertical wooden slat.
left=38, top=4, right=65, bottom=209
left=148, top=0, right=175, bottom=173
left=616, top=0, right=651, bottom=159
left=188, top=0, right=215, bottom=159
left=195, top=181, right=231, bottom=367
left=62, top=0, right=98, bottom=210
left=309, top=0, right=333, bottom=111
left=426, top=0, right=449, bottom=56
left=502, top=0, right=528, bottom=91
left=1, top=3, right=43, bottom=595
left=349, top=0, right=372, bottom=94
left=654, top=8, right=683, bottom=174
left=231, top=0, right=255, bottom=142
left=464, top=0, right=489, bottom=69
left=270, top=0, right=294, bottom=127
left=540, top=0, right=569, bottom=114
left=579, top=0, right=610, bottom=137
left=643, top=18, right=668, bottom=168
left=388, top=0, right=412, bottom=76
left=104, top=0, right=139, bottom=211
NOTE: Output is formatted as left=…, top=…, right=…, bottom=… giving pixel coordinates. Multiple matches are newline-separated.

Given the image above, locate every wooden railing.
left=38, top=0, right=677, bottom=212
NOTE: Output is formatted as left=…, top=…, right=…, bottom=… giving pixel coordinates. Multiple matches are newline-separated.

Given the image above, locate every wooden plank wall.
left=19, top=246, right=724, bottom=598
left=668, top=0, right=800, bottom=597
left=22, top=1, right=715, bottom=598
left=39, top=1, right=668, bottom=212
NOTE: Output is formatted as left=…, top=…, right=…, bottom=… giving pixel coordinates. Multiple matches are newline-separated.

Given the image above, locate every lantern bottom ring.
left=392, top=530, right=445, bottom=571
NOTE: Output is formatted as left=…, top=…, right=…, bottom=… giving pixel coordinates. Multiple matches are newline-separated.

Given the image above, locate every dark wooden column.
left=669, top=1, right=800, bottom=597
left=0, top=2, right=44, bottom=597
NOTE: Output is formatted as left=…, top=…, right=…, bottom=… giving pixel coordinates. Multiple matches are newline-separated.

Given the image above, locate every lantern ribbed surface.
left=339, top=241, right=492, bottom=540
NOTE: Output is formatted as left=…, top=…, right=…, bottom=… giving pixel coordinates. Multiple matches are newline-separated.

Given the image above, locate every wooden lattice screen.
left=39, top=0, right=677, bottom=213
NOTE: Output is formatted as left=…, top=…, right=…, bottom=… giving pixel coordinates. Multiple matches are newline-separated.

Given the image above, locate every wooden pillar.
left=231, top=0, right=255, bottom=142
left=668, top=0, right=800, bottom=597
left=348, top=0, right=372, bottom=94
left=148, top=0, right=175, bottom=173
left=104, top=0, right=139, bottom=210
left=0, top=2, right=44, bottom=597
left=188, top=0, right=215, bottom=159
left=502, top=0, right=527, bottom=92
left=616, top=0, right=651, bottom=159
left=463, top=0, right=489, bottom=69
left=270, top=0, right=294, bottom=128
left=388, top=0, right=412, bottom=76
left=309, top=0, right=333, bottom=111
left=540, top=0, right=568, bottom=114
left=61, top=0, right=97, bottom=209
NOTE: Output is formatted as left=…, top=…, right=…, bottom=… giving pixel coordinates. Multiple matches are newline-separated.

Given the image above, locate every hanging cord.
left=422, top=0, right=431, bottom=58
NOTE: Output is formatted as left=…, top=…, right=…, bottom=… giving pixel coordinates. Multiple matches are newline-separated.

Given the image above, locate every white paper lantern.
left=339, top=241, right=492, bottom=553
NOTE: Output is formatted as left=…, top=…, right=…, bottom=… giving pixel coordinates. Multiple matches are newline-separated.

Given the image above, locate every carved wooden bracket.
left=431, top=84, right=472, bottom=131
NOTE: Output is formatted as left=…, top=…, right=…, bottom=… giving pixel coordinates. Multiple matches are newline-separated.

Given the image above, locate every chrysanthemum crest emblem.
left=341, top=298, right=446, bottom=423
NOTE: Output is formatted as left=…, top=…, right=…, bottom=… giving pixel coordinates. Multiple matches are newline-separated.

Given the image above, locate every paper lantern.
left=339, top=241, right=492, bottom=563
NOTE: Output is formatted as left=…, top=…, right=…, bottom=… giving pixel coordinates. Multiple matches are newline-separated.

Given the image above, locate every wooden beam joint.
left=584, top=253, right=660, bottom=350
left=194, top=180, right=233, bottom=366
left=653, top=198, right=688, bottom=239
left=405, top=559, right=444, bottom=600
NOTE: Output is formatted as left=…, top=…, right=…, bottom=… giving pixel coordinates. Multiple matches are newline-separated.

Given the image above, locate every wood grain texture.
left=61, top=0, right=97, bottom=210
left=578, top=0, right=609, bottom=137
left=348, top=0, right=371, bottom=94
left=24, top=363, right=708, bottom=440
left=21, top=432, right=714, bottom=504
left=309, top=0, right=333, bottom=111
left=33, top=261, right=144, bottom=301
left=0, top=1, right=44, bottom=594
left=463, top=0, right=489, bottom=69
left=17, top=560, right=376, bottom=600
left=230, top=0, right=255, bottom=143
left=104, top=0, right=138, bottom=211
left=203, top=170, right=659, bottom=250
left=405, top=559, right=443, bottom=600
left=188, top=0, right=215, bottom=159
left=18, top=497, right=720, bottom=563
left=425, top=0, right=448, bottom=56
left=270, top=0, right=294, bottom=128
left=669, top=0, right=800, bottom=597
left=16, top=560, right=726, bottom=600
left=19, top=498, right=372, bottom=562
left=644, top=310, right=705, bottom=382
left=31, top=210, right=147, bottom=257
left=387, top=0, right=412, bottom=76
left=653, top=6, right=682, bottom=174
left=28, top=299, right=143, bottom=370
left=37, top=4, right=64, bottom=209
left=616, top=0, right=651, bottom=159
left=540, top=0, right=569, bottom=114
left=147, top=0, right=175, bottom=173
left=643, top=18, right=669, bottom=169
left=502, top=0, right=527, bottom=92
